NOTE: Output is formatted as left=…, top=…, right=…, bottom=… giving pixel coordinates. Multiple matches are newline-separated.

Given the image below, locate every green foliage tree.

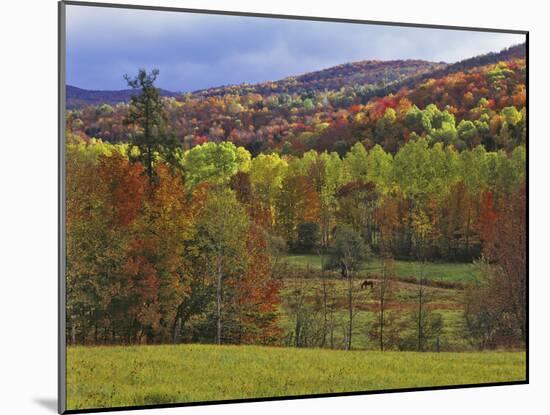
left=249, top=153, right=288, bottom=226
left=457, top=120, right=480, bottom=147
left=344, top=142, right=369, bottom=181
left=196, top=187, right=249, bottom=344
left=366, top=144, right=393, bottom=193
left=393, top=137, right=433, bottom=199
left=404, top=105, right=431, bottom=134
left=181, top=142, right=251, bottom=189
left=295, top=222, right=321, bottom=253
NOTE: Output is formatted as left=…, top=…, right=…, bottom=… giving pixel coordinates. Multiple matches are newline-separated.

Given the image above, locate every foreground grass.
left=282, top=254, right=479, bottom=282
left=67, top=344, right=525, bottom=410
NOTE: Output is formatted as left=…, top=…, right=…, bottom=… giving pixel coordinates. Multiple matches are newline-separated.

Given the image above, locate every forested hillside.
left=66, top=44, right=526, bottom=352
left=66, top=44, right=525, bottom=156
left=193, top=59, right=443, bottom=98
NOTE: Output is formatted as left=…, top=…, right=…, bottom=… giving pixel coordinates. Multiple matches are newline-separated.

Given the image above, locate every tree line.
left=65, top=70, right=526, bottom=350
left=66, top=58, right=525, bottom=157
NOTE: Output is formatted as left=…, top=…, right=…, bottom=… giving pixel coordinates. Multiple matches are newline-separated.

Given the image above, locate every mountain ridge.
left=66, top=85, right=181, bottom=109
left=66, top=59, right=443, bottom=109
left=66, top=43, right=525, bottom=110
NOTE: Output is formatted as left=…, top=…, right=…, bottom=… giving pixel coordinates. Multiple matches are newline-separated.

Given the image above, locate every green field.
left=67, top=344, right=526, bottom=410
left=282, top=254, right=480, bottom=282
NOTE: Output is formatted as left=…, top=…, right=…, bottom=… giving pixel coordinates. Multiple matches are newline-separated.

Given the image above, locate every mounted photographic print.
left=58, top=1, right=528, bottom=413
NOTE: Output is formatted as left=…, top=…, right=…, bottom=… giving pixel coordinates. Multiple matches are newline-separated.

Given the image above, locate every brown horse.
left=361, top=280, right=374, bottom=290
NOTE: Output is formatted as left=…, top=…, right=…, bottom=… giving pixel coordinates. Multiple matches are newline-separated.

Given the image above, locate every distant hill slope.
left=66, top=85, right=180, bottom=109
left=361, top=43, right=526, bottom=101
left=66, top=42, right=526, bottom=154
left=190, top=42, right=525, bottom=101
left=66, top=42, right=524, bottom=109
left=67, top=60, right=443, bottom=108
left=193, top=59, right=444, bottom=98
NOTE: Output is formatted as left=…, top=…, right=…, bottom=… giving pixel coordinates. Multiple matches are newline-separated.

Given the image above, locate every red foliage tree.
left=233, top=224, right=282, bottom=344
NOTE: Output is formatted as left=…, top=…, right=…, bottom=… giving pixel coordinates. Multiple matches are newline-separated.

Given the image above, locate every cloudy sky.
left=65, top=4, right=525, bottom=92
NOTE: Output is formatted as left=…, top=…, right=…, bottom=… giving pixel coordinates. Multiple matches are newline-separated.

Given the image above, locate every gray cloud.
left=66, top=4, right=525, bottom=91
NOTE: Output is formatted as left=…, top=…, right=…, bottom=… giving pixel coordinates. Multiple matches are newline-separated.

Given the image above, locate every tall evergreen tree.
left=123, top=69, right=178, bottom=185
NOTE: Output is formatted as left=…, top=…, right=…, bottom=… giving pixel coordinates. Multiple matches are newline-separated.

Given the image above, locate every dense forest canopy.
left=66, top=43, right=526, bottom=351
left=66, top=43, right=525, bottom=156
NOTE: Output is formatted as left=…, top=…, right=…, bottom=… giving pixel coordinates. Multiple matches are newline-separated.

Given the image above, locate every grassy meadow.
left=276, top=255, right=478, bottom=350
left=66, top=254, right=523, bottom=411
left=281, top=254, right=480, bottom=282
left=67, top=344, right=525, bottom=410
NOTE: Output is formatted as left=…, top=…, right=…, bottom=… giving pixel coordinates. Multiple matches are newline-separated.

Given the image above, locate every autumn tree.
left=463, top=259, right=501, bottom=349
left=145, top=164, right=194, bottom=343
left=336, top=181, right=378, bottom=248
left=66, top=150, right=157, bottom=344
left=232, top=224, right=282, bottom=344
left=275, top=173, right=320, bottom=249
left=196, top=187, right=249, bottom=344
left=467, top=182, right=527, bottom=347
